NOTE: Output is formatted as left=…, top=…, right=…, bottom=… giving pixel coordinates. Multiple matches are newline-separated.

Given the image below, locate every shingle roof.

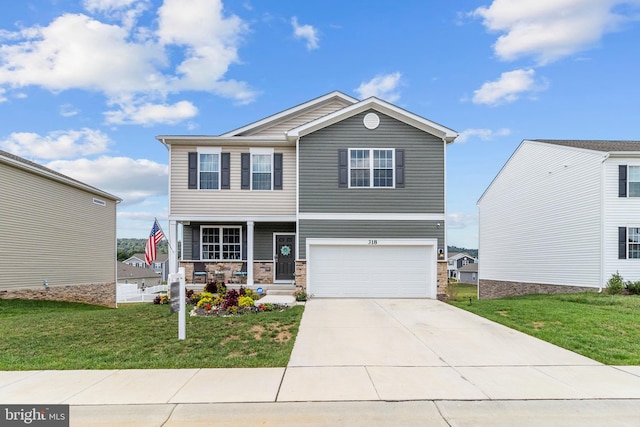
left=458, top=263, right=478, bottom=273
left=532, top=140, right=640, bottom=152
left=117, top=262, right=161, bottom=280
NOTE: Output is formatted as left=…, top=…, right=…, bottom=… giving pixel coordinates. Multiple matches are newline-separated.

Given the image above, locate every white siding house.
left=478, top=140, right=640, bottom=299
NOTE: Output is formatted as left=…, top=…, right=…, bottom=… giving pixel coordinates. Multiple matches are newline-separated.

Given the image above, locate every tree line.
left=117, top=238, right=168, bottom=262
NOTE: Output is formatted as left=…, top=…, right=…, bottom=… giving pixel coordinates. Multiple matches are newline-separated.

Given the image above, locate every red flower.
left=204, top=303, right=211, bottom=310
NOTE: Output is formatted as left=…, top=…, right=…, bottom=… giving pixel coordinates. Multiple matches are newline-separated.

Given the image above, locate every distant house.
left=0, top=149, right=120, bottom=306
left=117, top=262, right=161, bottom=287
left=447, top=252, right=477, bottom=280
left=158, top=91, right=458, bottom=298
left=458, top=263, right=478, bottom=285
left=123, top=253, right=168, bottom=281
left=478, top=139, right=640, bottom=299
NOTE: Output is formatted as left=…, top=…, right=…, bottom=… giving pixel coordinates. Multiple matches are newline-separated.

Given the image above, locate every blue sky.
left=1, top=0, right=640, bottom=249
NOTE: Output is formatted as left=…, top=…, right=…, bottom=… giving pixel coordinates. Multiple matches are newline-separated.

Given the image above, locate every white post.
left=178, top=267, right=186, bottom=340
left=247, top=221, right=254, bottom=286
left=168, top=267, right=186, bottom=340
left=169, top=220, right=178, bottom=276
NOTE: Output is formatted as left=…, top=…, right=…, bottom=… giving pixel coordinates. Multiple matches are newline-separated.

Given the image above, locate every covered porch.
left=167, top=218, right=300, bottom=289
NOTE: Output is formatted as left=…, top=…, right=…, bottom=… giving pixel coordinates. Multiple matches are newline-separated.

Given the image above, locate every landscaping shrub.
left=295, top=290, right=307, bottom=301
left=222, top=289, right=239, bottom=309
left=626, top=280, right=640, bottom=295
left=153, top=294, right=169, bottom=305
left=446, top=281, right=458, bottom=301
left=238, top=286, right=246, bottom=296
left=606, top=272, right=625, bottom=295
left=204, top=281, right=218, bottom=294
left=238, top=296, right=254, bottom=307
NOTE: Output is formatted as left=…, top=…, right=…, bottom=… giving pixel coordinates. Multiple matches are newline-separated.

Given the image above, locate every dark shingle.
left=532, top=140, right=640, bottom=152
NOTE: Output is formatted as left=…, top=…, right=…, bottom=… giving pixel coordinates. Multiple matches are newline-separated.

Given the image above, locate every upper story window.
left=201, top=226, right=242, bottom=260
left=251, top=149, right=273, bottom=190
left=629, top=166, right=640, bottom=197
left=619, top=165, right=640, bottom=197
left=349, top=148, right=394, bottom=188
left=195, top=148, right=221, bottom=190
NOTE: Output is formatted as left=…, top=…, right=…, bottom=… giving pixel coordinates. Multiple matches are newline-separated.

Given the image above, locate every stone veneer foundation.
left=436, top=261, right=448, bottom=300
left=479, top=279, right=597, bottom=300
left=0, top=282, right=116, bottom=308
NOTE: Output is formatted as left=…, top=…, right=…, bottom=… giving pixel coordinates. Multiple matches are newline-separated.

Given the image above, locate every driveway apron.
left=279, top=299, right=640, bottom=402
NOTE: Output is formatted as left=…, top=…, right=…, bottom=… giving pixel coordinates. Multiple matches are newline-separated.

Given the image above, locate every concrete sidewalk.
left=1, top=299, right=640, bottom=425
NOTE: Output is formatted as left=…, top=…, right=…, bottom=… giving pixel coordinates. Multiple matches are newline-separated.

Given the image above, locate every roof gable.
left=286, top=97, right=458, bottom=143
left=221, top=91, right=358, bottom=137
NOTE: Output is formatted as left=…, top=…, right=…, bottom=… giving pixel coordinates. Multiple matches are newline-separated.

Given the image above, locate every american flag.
left=145, top=220, right=165, bottom=266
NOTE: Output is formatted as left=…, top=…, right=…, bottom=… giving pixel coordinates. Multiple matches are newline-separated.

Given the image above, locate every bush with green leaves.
left=238, top=296, right=254, bottom=307
left=294, top=290, right=307, bottom=301
left=626, top=280, right=640, bottom=295
left=606, top=272, right=625, bottom=295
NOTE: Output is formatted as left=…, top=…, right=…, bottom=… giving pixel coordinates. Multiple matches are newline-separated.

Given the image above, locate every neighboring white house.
left=478, top=139, right=640, bottom=299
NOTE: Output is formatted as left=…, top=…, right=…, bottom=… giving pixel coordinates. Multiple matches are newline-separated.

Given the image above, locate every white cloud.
left=457, top=127, right=511, bottom=143
left=59, top=104, right=79, bottom=117
left=0, top=0, right=256, bottom=124
left=447, top=212, right=479, bottom=230
left=472, top=0, right=640, bottom=64
left=105, top=100, right=198, bottom=125
left=472, top=68, right=545, bottom=105
left=47, top=156, right=168, bottom=205
left=291, top=16, right=319, bottom=50
left=355, top=72, right=402, bottom=102
left=0, top=128, right=111, bottom=159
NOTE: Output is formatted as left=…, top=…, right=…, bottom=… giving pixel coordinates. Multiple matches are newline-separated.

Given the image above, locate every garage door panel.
left=308, top=243, right=435, bottom=298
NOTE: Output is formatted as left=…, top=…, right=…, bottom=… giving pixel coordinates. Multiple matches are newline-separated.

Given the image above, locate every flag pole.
left=154, top=217, right=173, bottom=253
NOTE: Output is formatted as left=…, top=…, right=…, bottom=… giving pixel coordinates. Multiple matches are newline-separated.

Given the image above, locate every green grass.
left=449, top=292, right=640, bottom=365
left=0, top=299, right=303, bottom=370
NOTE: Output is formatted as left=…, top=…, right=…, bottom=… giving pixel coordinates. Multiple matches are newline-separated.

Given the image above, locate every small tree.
left=606, top=271, right=624, bottom=295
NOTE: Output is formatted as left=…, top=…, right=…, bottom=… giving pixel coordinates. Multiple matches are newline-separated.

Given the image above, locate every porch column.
left=168, top=220, right=178, bottom=276
left=246, top=221, right=254, bottom=286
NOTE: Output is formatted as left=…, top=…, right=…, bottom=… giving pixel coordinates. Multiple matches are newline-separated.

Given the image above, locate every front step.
left=254, top=294, right=296, bottom=307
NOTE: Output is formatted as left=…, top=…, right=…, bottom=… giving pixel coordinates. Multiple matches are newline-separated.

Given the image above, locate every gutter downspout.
left=599, top=153, right=610, bottom=293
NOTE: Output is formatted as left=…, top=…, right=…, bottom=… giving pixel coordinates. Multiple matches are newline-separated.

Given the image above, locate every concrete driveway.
left=279, top=299, right=640, bottom=401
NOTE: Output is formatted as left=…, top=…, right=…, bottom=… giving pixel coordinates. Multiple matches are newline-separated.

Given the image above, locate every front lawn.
left=0, top=299, right=303, bottom=370
left=449, top=292, right=640, bottom=365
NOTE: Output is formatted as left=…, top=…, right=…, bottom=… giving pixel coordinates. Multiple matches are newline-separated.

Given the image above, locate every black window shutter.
left=192, top=227, right=200, bottom=260
left=241, top=153, right=250, bottom=190
left=274, top=153, right=283, bottom=190
left=338, top=149, right=348, bottom=188
left=619, top=165, right=627, bottom=197
left=188, top=152, right=197, bottom=189
left=395, top=149, right=405, bottom=188
left=221, top=152, right=230, bottom=189
left=619, top=227, right=627, bottom=259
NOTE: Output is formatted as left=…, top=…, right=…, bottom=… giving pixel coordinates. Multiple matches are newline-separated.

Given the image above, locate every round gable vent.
left=363, top=112, right=380, bottom=130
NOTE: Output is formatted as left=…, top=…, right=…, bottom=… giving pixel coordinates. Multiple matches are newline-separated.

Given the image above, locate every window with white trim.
left=349, top=148, right=394, bottom=188
left=629, top=227, right=640, bottom=259
left=250, top=148, right=273, bottom=190
left=198, top=147, right=221, bottom=190
left=629, top=166, right=640, bottom=197
left=201, top=226, right=242, bottom=260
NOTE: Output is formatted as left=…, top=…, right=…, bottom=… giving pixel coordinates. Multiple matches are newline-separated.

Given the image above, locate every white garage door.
left=307, top=239, right=436, bottom=298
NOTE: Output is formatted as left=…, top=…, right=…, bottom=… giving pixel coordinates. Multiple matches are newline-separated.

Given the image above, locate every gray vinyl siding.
left=299, top=110, right=445, bottom=213
left=0, top=161, right=117, bottom=289
left=254, top=223, right=296, bottom=260
left=183, top=222, right=294, bottom=260
left=299, top=220, right=444, bottom=259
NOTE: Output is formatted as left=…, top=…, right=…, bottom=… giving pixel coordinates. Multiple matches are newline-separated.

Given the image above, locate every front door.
left=275, top=234, right=295, bottom=281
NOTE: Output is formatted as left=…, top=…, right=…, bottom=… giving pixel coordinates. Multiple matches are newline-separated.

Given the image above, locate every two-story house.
left=123, top=253, right=168, bottom=282
left=478, top=139, right=640, bottom=299
left=447, top=252, right=477, bottom=280
left=158, top=91, right=457, bottom=298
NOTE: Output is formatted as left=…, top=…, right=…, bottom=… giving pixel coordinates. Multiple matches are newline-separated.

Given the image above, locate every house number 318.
left=368, top=240, right=378, bottom=245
